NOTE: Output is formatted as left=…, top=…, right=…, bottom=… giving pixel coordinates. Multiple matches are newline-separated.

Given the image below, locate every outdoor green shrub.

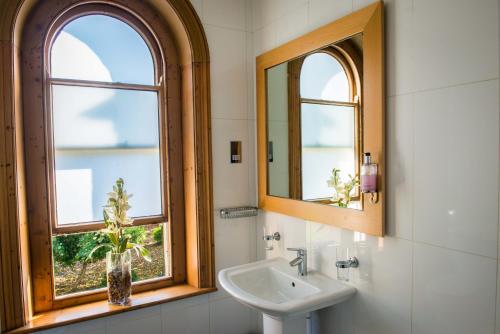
left=52, top=232, right=110, bottom=266
left=124, top=226, right=147, bottom=244
left=52, top=234, right=81, bottom=266
left=77, top=232, right=110, bottom=262
left=131, top=269, right=138, bottom=282
left=99, top=272, right=107, bottom=287
left=152, top=225, right=163, bottom=244
left=52, top=225, right=150, bottom=268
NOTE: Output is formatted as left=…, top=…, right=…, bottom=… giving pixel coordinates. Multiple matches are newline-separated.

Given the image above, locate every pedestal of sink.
left=263, top=313, right=317, bottom=334
left=263, top=314, right=284, bottom=334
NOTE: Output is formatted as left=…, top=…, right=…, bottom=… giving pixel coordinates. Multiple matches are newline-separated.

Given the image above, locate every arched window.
left=288, top=46, right=361, bottom=201
left=0, top=0, right=214, bottom=328
left=49, top=14, right=162, bottom=227
left=46, top=11, right=168, bottom=298
left=300, top=52, right=352, bottom=102
left=0, top=1, right=214, bottom=323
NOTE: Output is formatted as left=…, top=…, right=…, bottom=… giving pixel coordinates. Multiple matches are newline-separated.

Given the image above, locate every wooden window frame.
left=25, top=2, right=185, bottom=313
left=45, top=5, right=169, bottom=236
left=287, top=45, right=363, bottom=204
left=0, top=0, right=215, bottom=332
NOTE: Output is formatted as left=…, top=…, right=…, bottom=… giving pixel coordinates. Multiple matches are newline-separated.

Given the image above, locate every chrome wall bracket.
left=219, top=206, right=258, bottom=219
left=335, top=257, right=359, bottom=269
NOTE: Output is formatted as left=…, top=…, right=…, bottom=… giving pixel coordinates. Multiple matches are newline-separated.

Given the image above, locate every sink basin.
left=218, top=257, right=356, bottom=318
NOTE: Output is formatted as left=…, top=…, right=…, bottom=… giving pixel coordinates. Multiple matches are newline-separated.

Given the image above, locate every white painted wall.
left=33, top=0, right=260, bottom=333
left=252, top=0, right=500, bottom=334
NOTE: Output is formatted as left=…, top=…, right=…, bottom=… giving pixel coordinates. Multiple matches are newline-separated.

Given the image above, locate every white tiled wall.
left=252, top=0, right=500, bottom=334
left=33, top=1, right=259, bottom=333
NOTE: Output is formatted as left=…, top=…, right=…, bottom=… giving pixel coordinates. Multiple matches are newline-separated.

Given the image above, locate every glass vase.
left=106, top=250, right=132, bottom=305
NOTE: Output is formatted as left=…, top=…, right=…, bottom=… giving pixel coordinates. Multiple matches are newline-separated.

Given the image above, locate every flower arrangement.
left=89, top=178, right=151, bottom=261
left=89, top=178, right=150, bottom=305
left=326, top=168, right=359, bottom=208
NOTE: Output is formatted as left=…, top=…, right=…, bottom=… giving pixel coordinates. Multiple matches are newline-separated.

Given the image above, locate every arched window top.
left=50, top=14, right=155, bottom=85
left=300, top=52, right=350, bottom=102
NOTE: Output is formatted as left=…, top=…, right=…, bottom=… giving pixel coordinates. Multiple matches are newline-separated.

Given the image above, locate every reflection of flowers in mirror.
left=326, top=168, right=359, bottom=208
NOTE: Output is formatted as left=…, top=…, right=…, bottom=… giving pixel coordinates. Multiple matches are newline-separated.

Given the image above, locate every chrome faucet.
left=287, top=248, right=307, bottom=276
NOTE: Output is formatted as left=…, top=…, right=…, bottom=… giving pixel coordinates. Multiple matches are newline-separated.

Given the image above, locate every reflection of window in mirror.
left=288, top=40, right=362, bottom=207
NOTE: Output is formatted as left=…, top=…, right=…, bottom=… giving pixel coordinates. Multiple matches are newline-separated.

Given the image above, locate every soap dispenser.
left=360, top=152, right=377, bottom=193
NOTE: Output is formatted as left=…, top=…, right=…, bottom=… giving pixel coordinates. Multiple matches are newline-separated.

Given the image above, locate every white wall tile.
left=162, top=294, right=209, bottom=312
left=211, top=213, right=255, bottom=301
left=209, top=298, right=254, bottom=334
left=307, top=221, right=343, bottom=279
left=282, top=315, right=307, bottom=334
left=106, top=306, right=162, bottom=334
left=385, top=0, right=414, bottom=96
left=190, top=0, right=203, bottom=20
left=251, top=0, right=274, bottom=32
left=162, top=295, right=210, bottom=334
left=203, top=0, right=247, bottom=31
left=413, top=0, right=499, bottom=91
left=414, top=80, right=499, bottom=257
left=351, top=237, right=412, bottom=334
left=354, top=0, right=381, bottom=10
left=387, top=94, right=413, bottom=240
left=205, top=25, right=247, bottom=120
left=246, top=31, right=256, bottom=121
left=214, top=215, right=254, bottom=273
left=413, top=243, right=496, bottom=334
left=252, top=0, right=308, bottom=32
left=308, top=0, right=352, bottom=30
left=253, top=24, right=278, bottom=56
left=212, top=119, right=250, bottom=208
left=317, top=301, right=355, bottom=334
left=275, top=3, right=309, bottom=45
left=37, top=319, right=106, bottom=334
left=260, top=211, right=307, bottom=260
left=247, top=120, right=258, bottom=206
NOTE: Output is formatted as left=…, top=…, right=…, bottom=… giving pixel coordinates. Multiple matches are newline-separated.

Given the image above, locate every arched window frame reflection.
left=288, top=42, right=363, bottom=203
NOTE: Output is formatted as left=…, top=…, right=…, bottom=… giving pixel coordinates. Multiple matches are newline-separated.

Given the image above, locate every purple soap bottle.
left=360, top=153, right=377, bottom=193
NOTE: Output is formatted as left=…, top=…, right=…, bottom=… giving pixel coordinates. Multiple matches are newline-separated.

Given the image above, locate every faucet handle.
left=287, top=247, right=306, bottom=255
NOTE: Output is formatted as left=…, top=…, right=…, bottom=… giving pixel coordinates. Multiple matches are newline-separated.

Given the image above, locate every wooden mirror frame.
left=257, top=2, right=385, bottom=236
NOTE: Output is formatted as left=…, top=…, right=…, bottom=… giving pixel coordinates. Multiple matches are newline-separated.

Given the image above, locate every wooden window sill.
left=6, top=285, right=217, bottom=334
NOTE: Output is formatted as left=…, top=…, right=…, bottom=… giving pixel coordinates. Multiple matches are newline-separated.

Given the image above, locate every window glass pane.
left=51, top=15, right=154, bottom=85
left=300, top=53, right=350, bottom=102
left=52, top=85, right=161, bottom=224
left=52, top=223, right=169, bottom=297
left=301, top=103, right=355, bottom=200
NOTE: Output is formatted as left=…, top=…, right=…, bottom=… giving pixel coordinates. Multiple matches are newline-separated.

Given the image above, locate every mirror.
left=257, top=2, right=384, bottom=236
left=266, top=34, right=363, bottom=210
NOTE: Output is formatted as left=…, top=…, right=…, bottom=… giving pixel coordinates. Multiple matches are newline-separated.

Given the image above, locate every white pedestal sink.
left=218, top=258, right=356, bottom=334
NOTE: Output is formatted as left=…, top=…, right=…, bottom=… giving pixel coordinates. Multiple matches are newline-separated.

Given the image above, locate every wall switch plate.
left=230, top=141, right=242, bottom=163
